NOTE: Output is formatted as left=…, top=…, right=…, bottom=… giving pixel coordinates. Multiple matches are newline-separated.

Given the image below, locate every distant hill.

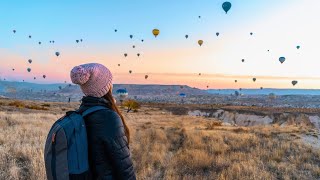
left=0, top=80, right=66, bottom=93
left=61, top=84, right=208, bottom=96
left=0, top=81, right=208, bottom=98
left=207, top=88, right=320, bottom=96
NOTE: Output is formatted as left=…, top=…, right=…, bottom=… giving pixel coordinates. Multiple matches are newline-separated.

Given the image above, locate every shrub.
left=123, top=99, right=141, bottom=113
left=205, top=121, right=222, bottom=130
left=8, top=101, right=25, bottom=108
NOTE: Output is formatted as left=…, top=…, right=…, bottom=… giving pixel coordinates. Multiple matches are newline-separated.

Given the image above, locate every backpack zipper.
left=51, top=133, right=57, bottom=180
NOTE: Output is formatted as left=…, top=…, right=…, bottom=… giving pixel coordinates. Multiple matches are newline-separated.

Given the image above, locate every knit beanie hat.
left=70, top=63, right=113, bottom=97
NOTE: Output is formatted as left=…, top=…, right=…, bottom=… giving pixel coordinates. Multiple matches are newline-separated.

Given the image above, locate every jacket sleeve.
left=101, top=111, right=136, bottom=180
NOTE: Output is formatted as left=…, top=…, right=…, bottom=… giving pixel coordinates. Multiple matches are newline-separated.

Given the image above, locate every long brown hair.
left=103, top=90, right=130, bottom=144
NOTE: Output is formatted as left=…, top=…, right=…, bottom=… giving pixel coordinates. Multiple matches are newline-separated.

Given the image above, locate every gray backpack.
left=44, top=106, right=107, bottom=180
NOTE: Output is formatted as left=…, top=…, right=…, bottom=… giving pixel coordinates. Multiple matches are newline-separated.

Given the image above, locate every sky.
left=0, top=0, right=319, bottom=89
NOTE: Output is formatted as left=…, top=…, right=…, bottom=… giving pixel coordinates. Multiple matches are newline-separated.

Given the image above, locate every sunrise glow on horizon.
left=1, top=0, right=320, bottom=89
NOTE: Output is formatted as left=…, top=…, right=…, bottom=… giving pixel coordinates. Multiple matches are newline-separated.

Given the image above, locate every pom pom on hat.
left=70, top=65, right=91, bottom=85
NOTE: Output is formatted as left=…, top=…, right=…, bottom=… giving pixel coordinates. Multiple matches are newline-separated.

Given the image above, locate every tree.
left=123, top=99, right=141, bottom=113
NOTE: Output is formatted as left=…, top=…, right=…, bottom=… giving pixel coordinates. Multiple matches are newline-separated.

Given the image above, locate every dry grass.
left=0, top=101, right=319, bottom=180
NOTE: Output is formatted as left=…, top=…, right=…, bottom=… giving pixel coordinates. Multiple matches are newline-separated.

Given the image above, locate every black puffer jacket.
left=78, top=96, right=136, bottom=180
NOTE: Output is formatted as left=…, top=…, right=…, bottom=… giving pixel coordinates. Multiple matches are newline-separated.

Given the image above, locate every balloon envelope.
left=279, top=57, right=286, bottom=64
left=216, top=32, right=220, bottom=36
left=198, top=40, right=203, bottom=46
left=292, top=80, right=298, bottom=86
left=55, top=52, right=60, bottom=57
left=222, top=2, right=232, bottom=14
left=116, top=89, right=128, bottom=95
left=28, top=59, right=32, bottom=64
left=152, top=29, right=160, bottom=37
left=27, top=68, right=31, bottom=72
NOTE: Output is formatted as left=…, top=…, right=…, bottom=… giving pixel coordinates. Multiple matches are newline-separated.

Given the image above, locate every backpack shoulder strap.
left=81, top=106, right=108, bottom=117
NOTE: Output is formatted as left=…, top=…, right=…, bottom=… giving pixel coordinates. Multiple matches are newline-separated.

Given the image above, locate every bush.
left=123, top=99, right=141, bottom=113
left=8, top=101, right=25, bottom=108
left=205, top=121, right=222, bottom=130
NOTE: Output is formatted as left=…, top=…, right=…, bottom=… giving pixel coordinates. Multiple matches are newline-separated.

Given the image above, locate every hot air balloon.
left=116, top=89, right=128, bottom=104
left=242, top=59, right=245, bottom=62
left=55, top=52, right=60, bottom=57
left=222, top=1, right=232, bottom=14
left=235, top=80, right=237, bottom=83
left=12, top=68, right=15, bottom=71
left=43, top=75, right=46, bottom=79
left=253, top=78, right=256, bottom=82
left=296, top=45, right=300, bottom=49
left=27, top=68, right=31, bottom=72
left=216, top=32, right=220, bottom=36
left=118, top=64, right=120, bottom=66
left=28, top=59, right=32, bottom=64
left=267, top=50, right=270, bottom=52
left=38, top=42, right=41, bottom=45
left=13, top=30, right=16, bottom=33
left=130, top=35, right=133, bottom=39
left=260, top=87, right=263, bottom=90
left=250, top=32, right=253, bottom=36
left=207, top=85, right=209, bottom=89
left=152, top=29, right=160, bottom=37
left=199, top=73, right=201, bottom=76
left=235, top=91, right=239, bottom=96
left=34, top=77, right=36, bottom=80
left=114, top=29, right=117, bottom=32
left=76, top=40, right=79, bottom=43
left=239, top=88, right=242, bottom=91
left=292, top=80, right=298, bottom=86
left=129, top=70, right=132, bottom=74
left=49, top=41, right=52, bottom=43
left=279, top=57, right=286, bottom=64
left=141, top=39, right=144, bottom=42
left=80, top=39, right=83, bottom=42
left=124, top=53, right=128, bottom=57
left=198, top=40, right=203, bottom=46
left=52, top=41, right=55, bottom=43
left=198, top=16, right=201, bottom=19
left=132, top=45, right=135, bottom=48
left=145, top=75, right=149, bottom=79
left=185, top=35, right=189, bottom=39
left=29, top=35, right=32, bottom=38
left=137, top=53, right=140, bottom=57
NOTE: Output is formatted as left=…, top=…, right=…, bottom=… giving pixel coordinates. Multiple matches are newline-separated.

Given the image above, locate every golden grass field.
left=0, top=99, right=319, bottom=180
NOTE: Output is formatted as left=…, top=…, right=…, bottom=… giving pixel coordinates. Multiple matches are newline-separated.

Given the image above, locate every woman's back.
left=79, top=96, right=135, bottom=180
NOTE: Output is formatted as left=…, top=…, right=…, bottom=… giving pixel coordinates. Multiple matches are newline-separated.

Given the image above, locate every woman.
left=70, top=63, right=136, bottom=180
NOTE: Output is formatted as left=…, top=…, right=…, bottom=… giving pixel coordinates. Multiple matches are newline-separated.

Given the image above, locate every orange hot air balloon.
left=198, top=40, right=203, bottom=46
left=152, top=29, right=160, bottom=37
